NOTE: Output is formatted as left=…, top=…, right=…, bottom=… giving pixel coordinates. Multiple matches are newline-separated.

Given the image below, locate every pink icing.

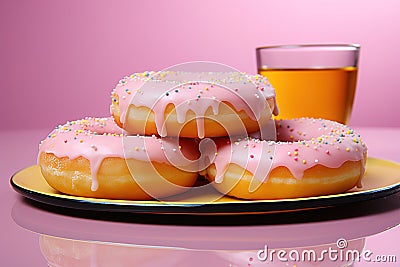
left=212, top=118, right=367, bottom=184
left=110, top=71, right=278, bottom=138
left=38, top=117, right=199, bottom=191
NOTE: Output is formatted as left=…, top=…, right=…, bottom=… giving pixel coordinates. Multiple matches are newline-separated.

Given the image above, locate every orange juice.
left=258, top=67, right=358, bottom=124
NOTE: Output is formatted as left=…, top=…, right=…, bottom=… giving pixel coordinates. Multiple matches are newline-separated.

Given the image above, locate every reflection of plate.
left=10, top=158, right=400, bottom=214
left=11, top=194, right=400, bottom=250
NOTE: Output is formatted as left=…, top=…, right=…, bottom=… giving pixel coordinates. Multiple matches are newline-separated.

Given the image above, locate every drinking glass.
left=256, top=44, right=360, bottom=124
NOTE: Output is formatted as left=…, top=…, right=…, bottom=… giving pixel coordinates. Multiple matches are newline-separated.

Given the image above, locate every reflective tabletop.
left=1, top=127, right=400, bottom=266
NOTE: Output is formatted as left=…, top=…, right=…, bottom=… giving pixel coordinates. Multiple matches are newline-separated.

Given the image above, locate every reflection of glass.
left=256, top=44, right=360, bottom=124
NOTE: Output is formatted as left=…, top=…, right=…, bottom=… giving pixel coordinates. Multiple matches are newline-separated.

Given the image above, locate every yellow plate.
left=10, top=158, right=400, bottom=215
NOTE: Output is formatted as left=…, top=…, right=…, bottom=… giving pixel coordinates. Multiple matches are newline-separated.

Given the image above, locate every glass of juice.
left=256, top=44, right=360, bottom=124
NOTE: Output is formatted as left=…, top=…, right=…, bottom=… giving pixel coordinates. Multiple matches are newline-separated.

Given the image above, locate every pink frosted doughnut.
left=207, top=118, right=368, bottom=199
left=110, top=71, right=278, bottom=138
left=38, top=117, right=199, bottom=200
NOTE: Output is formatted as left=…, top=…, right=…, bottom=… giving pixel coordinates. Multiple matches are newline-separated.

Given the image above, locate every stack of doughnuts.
left=38, top=70, right=367, bottom=200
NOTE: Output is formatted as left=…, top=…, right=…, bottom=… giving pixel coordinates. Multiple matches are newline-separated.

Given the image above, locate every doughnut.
left=110, top=71, right=278, bottom=138
left=206, top=118, right=367, bottom=199
left=38, top=117, right=200, bottom=200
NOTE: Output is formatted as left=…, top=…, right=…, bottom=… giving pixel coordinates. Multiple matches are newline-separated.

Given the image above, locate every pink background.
left=1, top=0, right=400, bottom=130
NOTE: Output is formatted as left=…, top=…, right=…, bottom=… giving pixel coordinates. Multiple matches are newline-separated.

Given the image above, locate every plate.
left=10, top=158, right=400, bottom=215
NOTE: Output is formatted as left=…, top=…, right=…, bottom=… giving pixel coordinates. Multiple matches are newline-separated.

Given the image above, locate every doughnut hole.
left=39, top=152, right=198, bottom=200
left=206, top=160, right=364, bottom=200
